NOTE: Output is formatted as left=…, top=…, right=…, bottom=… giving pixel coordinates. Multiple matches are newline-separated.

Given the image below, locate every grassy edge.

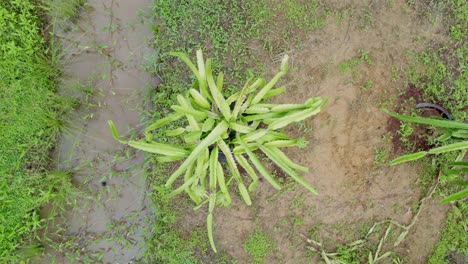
left=0, top=0, right=84, bottom=261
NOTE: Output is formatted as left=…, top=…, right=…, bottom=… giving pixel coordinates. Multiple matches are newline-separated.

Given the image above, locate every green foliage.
left=243, top=229, right=276, bottom=263
left=397, top=122, right=414, bottom=149
left=281, top=0, right=329, bottom=30
left=406, top=46, right=467, bottom=120
left=0, top=1, right=79, bottom=260
left=385, top=109, right=468, bottom=202
left=143, top=185, right=200, bottom=264
left=428, top=203, right=468, bottom=263
left=447, top=0, right=467, bottom=41
left=111, top=50, right=326, bottom=252
left=338, top=49, right=373, bottom=73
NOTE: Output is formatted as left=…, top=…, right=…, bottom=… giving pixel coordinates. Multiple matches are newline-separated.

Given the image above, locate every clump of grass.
left=243, top=229, right=277, bottom=263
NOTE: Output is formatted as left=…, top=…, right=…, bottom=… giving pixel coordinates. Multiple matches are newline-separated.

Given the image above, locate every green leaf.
left=165, top=121, right=229, bottom=187
left=209, top=193, right=216, bottom=213
left=235, top=154, right=259, bottom=192
left=171, top=105, right=208, bottom=120
left=265, top=139, right=304, bottom=148
left=238, top=183, right=252, bottom=206
left=128, top=141, right=189, bottom=157
left=207, top=214, right=217, bottom=253
left=264, top=86, right=286, bottom=98
left=216, top=72, right=224, bottom=92
left=390, top=151, right=427, bottom=165
left=382, top=108, right=468, bottom=130
left=240, top=130, right=267, bottom=143
left=171, top=51, right=210, bottom=99
left=269, top=98, right=326, bottom=130
left=189, top=88, right=211, bottom=109
left=165, top=127, right=186, bottom=137
left=194, top=148, right=210, bottom=187
left=232, top=77, right=254, bottom=118
left=251, top=70, right=287, bottom=105
left=428, top=141, right=468, bottom=154
left=270, top=103, right=307, bottom=112
left=441, top=188, right=468, bottom=204
left=184, top=163, right=201, bottom=204
left=226, top=92, right=240, bottom=105
left=437, top=132, right=453, bottom=141
left=246, top=78, right=266, bottom=93
left=259, top=145, right=317, bottom=194
left=242, top=112, right=283, bottom=122
left=217, top=140, right=252, bottom=206
left=209, top=147, right=219, bottom=191
left=108, top=120, right=125, bottom=143
left=183, top=130, right=203, bottom=143
left=216, top=162, right=231, bottom=205
left=237, top=136, right=281, bottom=190
left=195, top=49, right=210, bottom=99
left=166, top=177, right=196, bottom=199
left=264, top=146, right=309, bottom=172
left=451, top=161, right=468, bottom=168
left=206, top=59, right=232, bottom=120
left=202, top=118, right=216, bottom=132
left=245, top=106, right=271, bottom=114
left=230, top=122, right=255, bottom=134
left=144, top=112, right=184, bottom=133
left=177, top=94, right=201, bottom=131
left=452, top=130, right=468, bottom=139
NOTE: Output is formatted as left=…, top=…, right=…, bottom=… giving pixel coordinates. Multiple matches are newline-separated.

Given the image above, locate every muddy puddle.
left=40, top=0, right=154, bottom=263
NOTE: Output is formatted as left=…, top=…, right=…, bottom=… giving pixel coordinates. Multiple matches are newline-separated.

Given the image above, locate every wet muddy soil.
left=40, top=0, right=154, bottom=263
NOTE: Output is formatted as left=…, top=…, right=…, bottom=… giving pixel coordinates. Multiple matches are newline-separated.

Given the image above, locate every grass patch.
left=0, top=0, right=80, bottom=261
left=281, top=0, right=329, bottom=30
left=406, top=46, right=467, bottom=120
left=243, top=229, right=277, bottom=263
left=142, top=181, right=199, bottom=264
left=428, top=202, right=468, bottom=263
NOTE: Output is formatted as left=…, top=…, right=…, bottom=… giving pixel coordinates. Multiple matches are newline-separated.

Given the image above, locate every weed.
left=373, top=147, right=388, bottom=166
left=337, top=49, right=373, bottom=73
left=360, top=80, right=373, bottom=91
left=243, top=229, right=277, bottom=263
left=397, top=122, right=414, bottom=149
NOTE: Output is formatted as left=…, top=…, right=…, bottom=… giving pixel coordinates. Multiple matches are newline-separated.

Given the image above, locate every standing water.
left=42, top=0, right=154, bottom=262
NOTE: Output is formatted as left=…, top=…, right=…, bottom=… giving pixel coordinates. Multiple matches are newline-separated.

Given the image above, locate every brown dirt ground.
left=173, top=0, right=452, bottom=263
